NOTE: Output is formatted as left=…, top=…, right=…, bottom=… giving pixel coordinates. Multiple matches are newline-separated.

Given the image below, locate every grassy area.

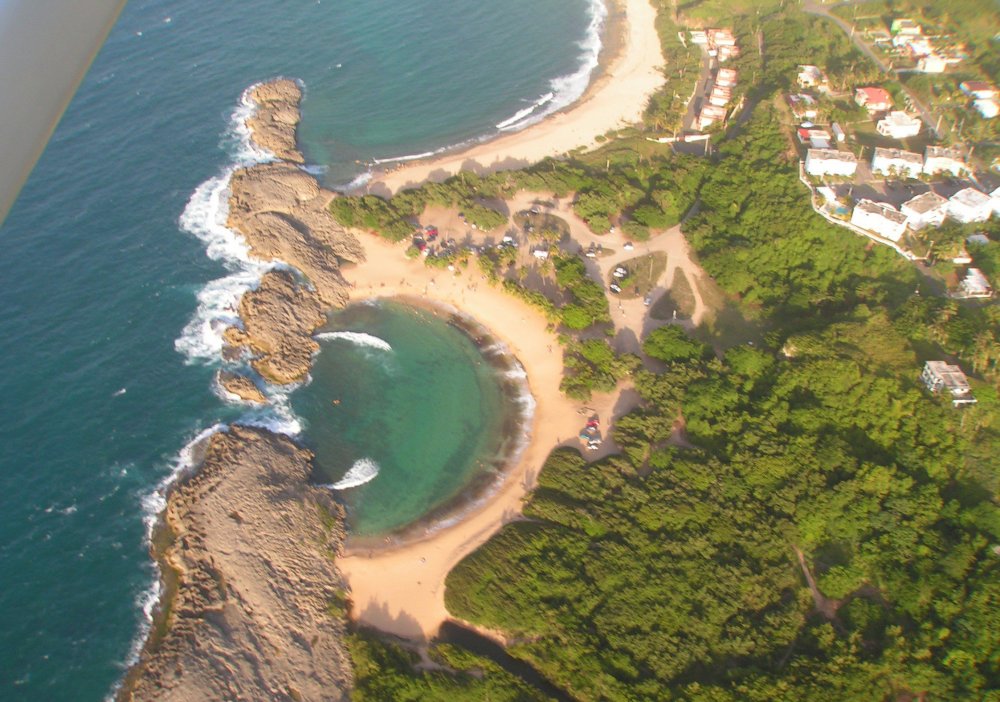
left=614, top=252, right=667, bottom=299
left=513, top=210, right=570, bottom=242
left=649, top=267, right=697, bottom=319
left=676, top=0, right=782, bottom=23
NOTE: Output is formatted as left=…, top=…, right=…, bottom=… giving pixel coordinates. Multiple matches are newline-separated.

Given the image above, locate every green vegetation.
left=342, top=3, right=1000, bottom=698
left=448, top=310, right=1000, bottom=699
left=559, top=338, right=639, bottom=400
left=347, top=630, right=552, bottom=701
left=613, top=252, right=667, bottom=300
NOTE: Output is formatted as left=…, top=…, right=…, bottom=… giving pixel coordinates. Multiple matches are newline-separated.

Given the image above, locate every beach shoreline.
left=334, top=234, right=623, bottom=640
left=363, top=0, right=664, bottom=196
left=323, top=294, right=537, bottom=552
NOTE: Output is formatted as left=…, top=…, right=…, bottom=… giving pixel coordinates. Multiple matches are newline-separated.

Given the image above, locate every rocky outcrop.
left=227, top=162, right=364, bottom=308
left=244, top=79, right=305, bottom=164
left=225, top=270, right=326, bottom=385
left=217, top=372, right=268, bottom=404
left=123, top=426, right=352, bottom=702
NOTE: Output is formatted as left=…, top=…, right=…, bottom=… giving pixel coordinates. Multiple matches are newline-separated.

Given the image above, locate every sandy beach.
left=366, top=0, right=664, bottom=196
left=336, top=235, right=626, bottom=640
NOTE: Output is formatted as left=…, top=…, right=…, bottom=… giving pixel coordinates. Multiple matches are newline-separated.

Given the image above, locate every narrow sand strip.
left=367, top=0, right=664, bottom=195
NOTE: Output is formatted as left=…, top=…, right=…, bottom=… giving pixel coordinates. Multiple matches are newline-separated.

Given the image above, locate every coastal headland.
left=127, top=0, right=666, bottom=693
left=365, top=0, right=664, bottom=195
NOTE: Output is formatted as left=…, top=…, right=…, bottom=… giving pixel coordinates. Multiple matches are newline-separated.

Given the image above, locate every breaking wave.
left=316, top=331, right=393, bottom=352
left=326, top=458, right=381, bottom=490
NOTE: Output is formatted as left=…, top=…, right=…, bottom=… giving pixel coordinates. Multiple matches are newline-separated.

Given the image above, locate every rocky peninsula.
left=124, top=80, right=360, bottom=700
left=122, top=427, right=352, bottom=702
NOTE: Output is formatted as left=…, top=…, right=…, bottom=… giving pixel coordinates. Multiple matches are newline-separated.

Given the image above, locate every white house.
left=959, top=268, right=993, bottom=299
left=831, top=122, right=846, bottom=143
left=805, top=148, right=858, bottom=177
left=717, top=68, right=738, bottom=87
left=948, top=188, right=993, bottom=224
left=921, top=361, right=976, bottom=406
left=901, top=191, right=948, bottom=230
left=710, top=85, right=733, bottom=107
left=876, top=111, right=922, bottom=139
left=871, top=147, right=923, bottom=179
left=974, top=99, right=999, bottom=119
left=991, top=187, right=1000, bottom=216
left=960, top=81, right=998, bottom=100
left=850, top=199, right=909, bottom=241
left=696, top=104, right=727, bottom=130
left=923, top=146, right=968, bottom=177
left=891, top=18, right=922, bottom=36
left=798, top=128, right=832, bottom=149
left=917, top=55, right=947, bottom=73
left=797, top=65, right=827, bottom=89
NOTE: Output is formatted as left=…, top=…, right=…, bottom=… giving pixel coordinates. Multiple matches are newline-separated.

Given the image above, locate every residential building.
left=709, top=86, right=732, bottom=107
left=716, top=68, right=737, bottom=87
left=798, top=128, right=832, bottom=149
left=992, top=186, right=1000, bottom=215
left=690, top=30, right=708, bottom=45
left=921, top=361, right=976, bottom=406
left=923, top=146, right=968, bottom=177
left=872, top=147, right=923, bottom=179
left=696, top=104, right=727, bottom=130
left=831, top=122, right=846, bottom=143
left=805, top=148, right=858, bottom=177
left=896, top=35, right=932, bottom=56
left=850, top=199, right=909, bottom=241
left=786, top=93, right=818, bottom=120
left=917, top=54, right=947, bottom=73
left=948, top=188, right=993, bottom=224
left=876, top=111, right=922, bottom=139
left=797, top=65, right=827, bottom=89
left=974, top=99, right=999, bottom=119
left=855, top=87, right=893, bottom=112
left=901, top=191, right=948, bottom=229
left=959, top=268, right=993, bottom=299
left=891, top=18, right=922, bottom=36
left=960, top=81, right=997, bottom=100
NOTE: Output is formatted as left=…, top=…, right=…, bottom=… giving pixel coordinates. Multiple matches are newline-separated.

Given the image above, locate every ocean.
left=0, top=0, right=597, bottom=698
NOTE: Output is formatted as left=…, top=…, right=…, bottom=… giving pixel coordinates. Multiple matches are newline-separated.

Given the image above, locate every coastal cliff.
left=122, top=427, right=352, bottom=702
left=124, top=79, right=359, bottom=700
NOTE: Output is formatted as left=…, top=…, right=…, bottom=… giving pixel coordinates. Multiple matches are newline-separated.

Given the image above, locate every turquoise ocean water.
left=0, top=0, right=596, bottom=698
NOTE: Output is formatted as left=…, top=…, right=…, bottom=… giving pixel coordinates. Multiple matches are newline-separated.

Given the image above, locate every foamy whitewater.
left=327, top=458, right=381, bottom=490
left=315, top=331, right=393, bottom=352
left=0, top=1, right=600, bottom=698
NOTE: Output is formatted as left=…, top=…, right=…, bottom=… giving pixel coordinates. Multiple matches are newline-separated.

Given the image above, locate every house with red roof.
left=854, top=87, right=893, bottom=113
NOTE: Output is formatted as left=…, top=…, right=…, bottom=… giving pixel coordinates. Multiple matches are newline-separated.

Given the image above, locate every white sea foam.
left=496, top=92, right=554, bottom=131
left=326, top=458, right=381, bottom=490
left=315, top=331, right=393, bottom=352
left=121, top=423, right=226, bottom=678
left=341, top=171, right=373, bottom=192
left=372, top=150, right=436, bottom=165
left=498, top=0, right=606, bottom=133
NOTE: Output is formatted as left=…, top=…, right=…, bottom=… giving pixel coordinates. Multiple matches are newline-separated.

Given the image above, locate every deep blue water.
left=0, top=0, right=594, bottom=698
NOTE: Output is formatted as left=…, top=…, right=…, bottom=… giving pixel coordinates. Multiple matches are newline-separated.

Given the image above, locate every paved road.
left=802, top=0, right=939, bottom=137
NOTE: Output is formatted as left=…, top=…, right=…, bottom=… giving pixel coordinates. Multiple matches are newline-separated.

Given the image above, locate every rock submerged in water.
left=216, top=371, right=268, bottom=404
left=121, top=426, right=352, bottom=702
left=244, top=79, right=306, bottom=163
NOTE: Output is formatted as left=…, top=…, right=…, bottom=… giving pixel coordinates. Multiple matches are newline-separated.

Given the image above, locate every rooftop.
left=925, top=145, right=965, bottom=161
left=808, top=148, right=857, bottom=163
left=950, top=188, right=992, bottom=208
left=902, top=191, right=947, bottom=214
left=855, top=199, right=908, bottom=224
left=873, top=146, right=922, bottom=163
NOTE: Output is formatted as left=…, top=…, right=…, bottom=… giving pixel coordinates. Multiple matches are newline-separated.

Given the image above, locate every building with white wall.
left=850, top=199, right=909, bottom=241
left=805, top=148, right=858, bottom=177
left=948, top=188, right=993, bottom=224
left=901, top=191, right=947, bottom=230
left=871, top=147, right=923, bottom=179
